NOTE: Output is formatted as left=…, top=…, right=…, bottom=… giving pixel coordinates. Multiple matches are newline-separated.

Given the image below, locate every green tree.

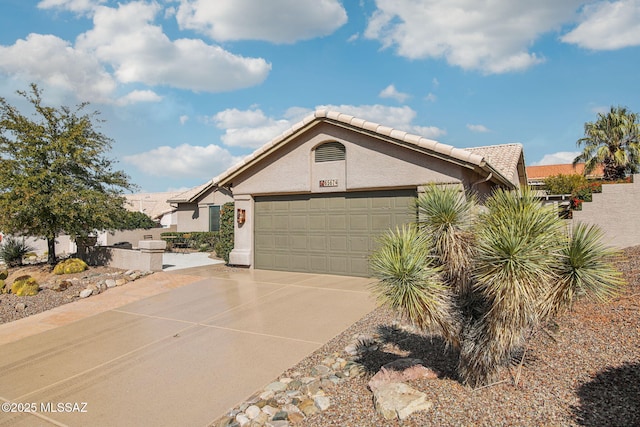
left=573, top=106, right=640, bottom=180
left=0, top=84, right=135, bottom=264
left=370, top=186, right=624, bottom=387
left=115, top=211, right=158, bottom=230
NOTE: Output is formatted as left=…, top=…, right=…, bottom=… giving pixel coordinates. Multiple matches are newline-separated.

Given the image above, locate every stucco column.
left=138, top=240, right=167, bottom=272
left=229, top=194, right=254, bottom=266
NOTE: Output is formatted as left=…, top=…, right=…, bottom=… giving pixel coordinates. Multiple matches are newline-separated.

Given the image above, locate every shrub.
left=0, top=237, right=35, bottom=267
left=53, top=258, right=88, bottom=275
left=11, top=275, right=39, bottom=296
left=543, top=173, right=588, bottom=195
left=0, top=279, right=6, bottom=294
left=0, top=269, right=8, bottom=280
left=214, top=202, right=235, bottom=264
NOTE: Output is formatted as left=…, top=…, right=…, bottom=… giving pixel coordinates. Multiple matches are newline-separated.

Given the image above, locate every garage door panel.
left=255, top=190, right=416, bottom=277
left=327, top=198, right=346, bottom=210
left=329, top=236, right=348, bottom=251
left=309, top=215, right=326, bottom=230
left=371, top=213, right=393, bottom=230
left=274, top=216, right=289, bottom=230
left=290, top=235, right=308, bottom=250
left=329, top=257, right=348, bottom=275
left=350, top=236, right=369, bottom=252
left=349, top=215, right=369, bottom=230
left=255, top=234, right=275, bottom=250
left=289, top=255, right=309, bottom=271
left=290, top=215, right=307, bottom=230
left=310, top=256, right=327, bottom=272
left=327, top=215, right=347, bottom=231
left=309, top=236, right=327, bottom=251
left=350, top=258, right=369, bottom=277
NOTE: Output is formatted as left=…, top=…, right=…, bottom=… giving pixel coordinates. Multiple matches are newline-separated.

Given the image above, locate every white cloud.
left=467, top=124, right=490, bottom=133
left=212, top=108, right=293, bottom=148
left=379, top=84, right=410, bottom=103
left=77, top=2, right=271, bottom=92
left=211, top=104, right=446, bottom=150
left=0, top=33, right=117, bottom=103
left=115, top=90, right=162, bottom=106
left=561, top=0, right=640, bottom=50
left=179, top=115, right=189, bottom=125
left=364, top=0, right=584, bottom=73
left=531, top=151, right=581, bottom=166
left=0, top=2, right=271, bottom=104
left=124, top=144, right=243, bottom=179
left=37, top=0, right=104, bottom=13
left=176, top=0, right=347, bottom=43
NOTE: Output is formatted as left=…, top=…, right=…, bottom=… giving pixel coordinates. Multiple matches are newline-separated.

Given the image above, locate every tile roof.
left=166, top=181, right=213, bottom=203
left=465, top=144, right=524, bottom=186
left=526, top=163, right=604, bottom=180
left=215, top=110, right=521, bottom=189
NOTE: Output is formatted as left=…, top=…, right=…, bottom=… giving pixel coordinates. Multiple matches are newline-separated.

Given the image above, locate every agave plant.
left=370, top=185, right=624, bottom=388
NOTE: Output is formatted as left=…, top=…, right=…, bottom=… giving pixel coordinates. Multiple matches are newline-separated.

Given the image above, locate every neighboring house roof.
left=214, top=110, right=522, bottom=190
left=166, top=181, right=214, bottom=204
left=124, top=191, right=182, bottom=220
left=526, top=163, right=604, bottom=181
left=465, top=143, right=527, bottom=188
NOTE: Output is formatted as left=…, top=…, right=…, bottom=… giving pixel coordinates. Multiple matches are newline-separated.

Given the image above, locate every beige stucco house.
left=212, top=110, right=525, bottom=277
left=167, top=181, right=233, bottom=232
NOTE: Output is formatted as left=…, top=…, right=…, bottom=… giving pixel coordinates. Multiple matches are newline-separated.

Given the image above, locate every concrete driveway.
left=0, top=267, right=376, bottom=427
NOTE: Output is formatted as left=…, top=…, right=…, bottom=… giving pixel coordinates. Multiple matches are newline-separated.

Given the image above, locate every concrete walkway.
left=0, top=268, right=376, bottom=427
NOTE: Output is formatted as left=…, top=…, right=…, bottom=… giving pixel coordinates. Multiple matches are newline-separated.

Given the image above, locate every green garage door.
left=254, top=190, right=417, bottom=277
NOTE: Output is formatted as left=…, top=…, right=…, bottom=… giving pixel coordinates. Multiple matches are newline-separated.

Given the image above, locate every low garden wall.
left=79, top=240, right=167, bottom=271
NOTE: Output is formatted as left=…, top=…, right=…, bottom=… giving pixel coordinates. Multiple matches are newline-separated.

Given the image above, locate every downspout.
left=471, top=172, right=492, bottom=190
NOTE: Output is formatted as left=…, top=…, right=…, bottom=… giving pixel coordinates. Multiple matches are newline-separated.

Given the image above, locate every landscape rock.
left=15, top=302, right=26, bottom=311
left=244, top=405, right=261, bottom=420
left=79, top=289, right=93, bottom=298
left=368, top=358, right=439, bottom=392
left=105, top=279, right=117, bottom=288
left=314, top=395, right=331, bottom=411
left=265, top=381, right=287, bottom=393
left=372, top=382, right=433, bottom=421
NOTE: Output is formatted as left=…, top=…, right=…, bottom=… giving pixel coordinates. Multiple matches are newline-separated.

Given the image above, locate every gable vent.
left=315, top=142, right=346, bottom=162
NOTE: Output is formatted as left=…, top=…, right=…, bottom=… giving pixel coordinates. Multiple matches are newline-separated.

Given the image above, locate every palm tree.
left=573, top=106, right=640, bottom=181
left=370, top=186, right=624, bottom=387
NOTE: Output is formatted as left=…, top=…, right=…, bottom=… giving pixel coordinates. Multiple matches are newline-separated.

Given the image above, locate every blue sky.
left=1, top=0, right=639, bottom=193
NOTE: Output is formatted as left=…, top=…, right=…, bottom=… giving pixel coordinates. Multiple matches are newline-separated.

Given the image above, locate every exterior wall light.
left=237, top=208, right=246, bottom=225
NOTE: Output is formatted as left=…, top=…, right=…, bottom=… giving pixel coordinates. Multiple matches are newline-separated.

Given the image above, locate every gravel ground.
left=0, top=264, right=128, bottom=324
left=279, top=246, right=640, bottom=427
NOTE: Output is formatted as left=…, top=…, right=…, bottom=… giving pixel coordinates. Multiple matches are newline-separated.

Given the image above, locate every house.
left=124, top=191, right=182, bottom=228
left=167, top=181, right=233, bottom=232
left=213, top=110, right=526, bottom=277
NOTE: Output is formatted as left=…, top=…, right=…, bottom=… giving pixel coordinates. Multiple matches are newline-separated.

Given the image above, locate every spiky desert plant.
left=416, top=185, right=477, bottom=298
left=542, top=222, right=624, bottom=317
left=459, top=189, right=564, bottom=386
left=369, top=225, right=461, bottom=347
left=371, top=185, right=625, bottom=388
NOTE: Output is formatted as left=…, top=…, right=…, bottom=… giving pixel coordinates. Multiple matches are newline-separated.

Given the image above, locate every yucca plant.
left=416, top=184, right=477, bottom=298
left=0, top=236, right=34, bottom=267
left=370, top=185, right=624, bottom=388
left=369, top=225, right=461, bottom=347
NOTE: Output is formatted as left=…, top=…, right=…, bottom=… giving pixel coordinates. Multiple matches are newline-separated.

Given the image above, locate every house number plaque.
left=319, top=179, right=338, bottom=187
